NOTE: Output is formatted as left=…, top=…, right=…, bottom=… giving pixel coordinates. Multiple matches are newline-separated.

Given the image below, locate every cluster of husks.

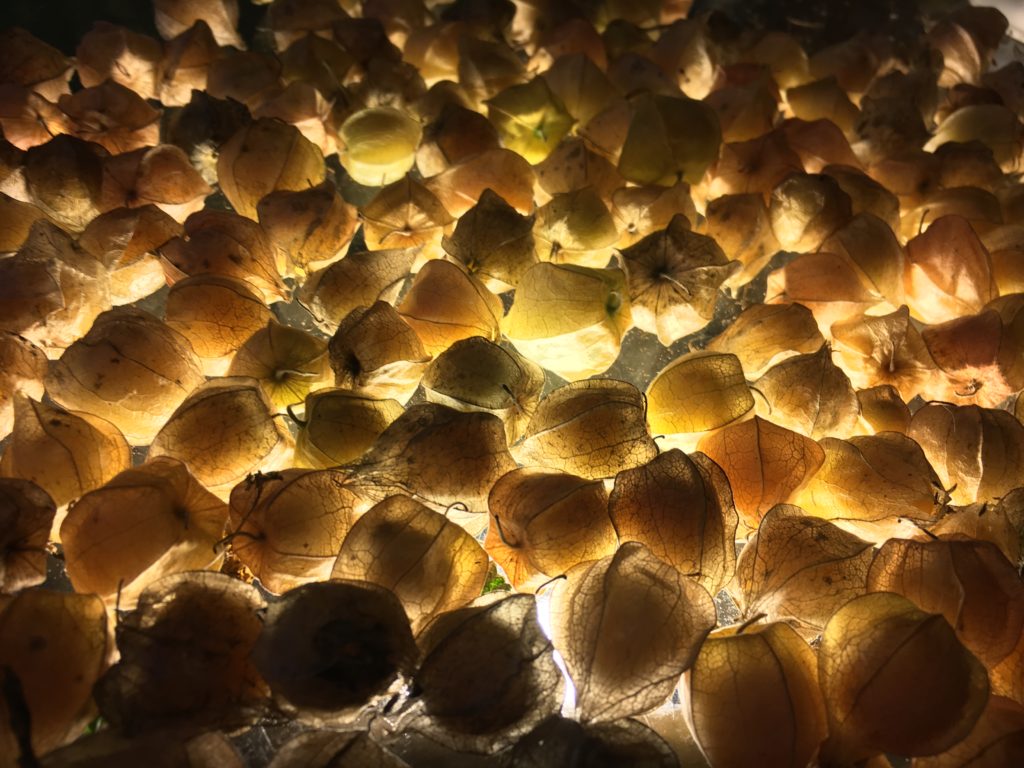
left=3, top=0, right=1024, bottom=766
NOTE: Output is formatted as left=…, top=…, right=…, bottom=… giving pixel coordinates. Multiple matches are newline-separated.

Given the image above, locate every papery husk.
left=60, top=457, right=227, bottom=608
left=485, top=76, right=574, bottom=164
left=550, top=542, right=716, bottom=723
left=440, top=188, right=537, bottom=292
left=360, top=175, right=454, bottom=269
left=57, top=81, right=160, bottom=155
left=227, top=468, right=362, bottom=592
left=0, top=332, right=47, bottom=440
left=768, top=172, right=852, bottom=253
left=0, top=478, right=54, bottom=594
left=683, top=621, right=828, bottom=768
left=46, top=306, right=205, bottom=445
left=96, top=572, right=267, bottom=733
left=99, top=144, right=212, bottom=224
left=333, top=494, right=489, bottom=633
left=734, top=505, right=873, bottom=632
left=159, top=20, right=225, bottom=108
left=817, top=592, right=989, bottom=766
left=23, top=135, right=107, bottom=233
left=698, top=417, right=825, bottom=533
left=297, top=248, right=416, bottom=334
left=622, top=214, right=737, bottom=345
left=822, top=164, right=901, bottom=233
left=397, top=260, right=503, bottom=357
left=704, top=302, right=824, bottom=380
left=153, top=0, right=243, bottom=47
left=257, top=181, right=357, bottom=277
left=217, top=118, right=325, bottom=220
left=855, top=384, right=911, bottom=435
left=149, top=377, right=295, bottom=499
left=908, top=402, right=1024, bottom=505
left=532, top=186, right=618, bottom=268
left=513, top=379, right=658, bottom=481
left=345, top=402, right=515, bottom=514
left=294, top=389, right=404, bottom=469
left=327, top=301, right=429, bottom=404
left=534, top=137, right=623, bottom=205
left=610, top=449, right=738, bottom=594
left=703, top=193, right=782, bottom=286
left=425, top=147, right=535, bottom=218
left=421, top=336, right=544, bottom=444
left=611, top=181, right=696, bottom=249
left=0, top=84, right=71, bottom=151
left=78, top=205, right=179, bottom=305
left=0, top=28, right=72, bottom=101
left=206, top=50, right=283, bottom=110
left=485, top=467, right=618, bottom=592
left=0, top=395, right=130, bottom=513
left=502, top=263, right=631, bottom=380
left=0, top=590, right=111, bottom=757
left=787, top=77, right=860, bottom=135
left=164, top=275, right=273, bottom=376
left=416, top=101, right=501, bottom=177
left=541, top=52, right=616, bottom=127
left=76, top=22, right=163, bottom=100
left=618, top=93, right=721, bottom=186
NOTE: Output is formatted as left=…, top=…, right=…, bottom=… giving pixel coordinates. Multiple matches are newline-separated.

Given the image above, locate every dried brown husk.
left=0, top=395, right=130, bottom=511
left=787, top=77, right=860, bottom=135
left=403, top=22, right=462, bottom=87
left=159, top=20, right=225, bottom=108
left=856, top=384, right=911, bottom=435
left=268, top=0, right=348, bottom=50
left=149, top=377, right=294, bottom=499
left=698, top=417, right=825, bottom=532
left=46, top=307, right=205, bottom=445
left=294, top=389, right=404, bottom=469
left=57, top=81, right=160, bottom=155
left=485, top=77, right=574, bottom=165
left=227, top=320, right=332, bottom=413
left=622, top=214, right=737, bottom=345
left=397, top=260, right=503, bottom=357
left=753, top=344, right=861, bottom=439
left=164, top=275, right=273, bottom=376
left=338, top=107, right=422, bottom=188
left=0, top=28, right=72, bottom=101
left=253, top=75, right=333, bottom=149
left=701, top=131, right=803, bottom=201
left=0, top=590, right=110, bottom=757
left=154, top=0, right=243, bottom=47
left=502, top=263, right=631, bottom=380
left=24, top=135, right=107, bottom=233
left=505, top=715, right=679, bottom=768
left=0, top=84, right=71, bottom=151
left=793, top=432, right=948, bottom=540
left=821, top=213, right=905, bottom=306
left=902, top=187, right=1004, bottom=245
left=610, top=181, right=696, bottom=250
left=914, top=695, right=1024, bottom=768
left=297, top=248, right=415, bottom=335
left=98, top=145, right=213, bottom=224
left=0, top=332, right=47, bottom=440
left=531, top=186, right=618, bottom=268
left=781, top=117, right=860, bottom=173
left=484, top=467, right=618, bottom=592
left=96, top=572, right=267, bottom=733
left=705, top=66, right=779, bottom=143
left=541, top=51, right=616, bottom=129
left=929, top=492, right=1023, bottom=566
left=279, top=33, right=352, bottom=99
left=327, top=301, right=429, bottom=404
left=346, top=403, right=515, bottom=513
left=703, top=193, right=782, bottom=287
left=683, top=621, right=828, bottom=768
left=360, top=176, right=454, bottom=268
left=162, top=209, right=287, bottom=303
left=227, top=468, right=362, bottom=593
left=0, top=192, right=44, bottom=253
left=534, top=137, right=623, bottom=205
left=268, top=730, right=407, bottom=768
left=257, top=181, right=357, bottom=277
left=440, top=188, right=537, bottom=292
left=0, top=478, right=54, bottom=594
left=333, top=494, right=489, bottom=633
left=618, top=93, right=721, bottom=185
left=217, top=118, right=325, bottom=220
left=867, top=537, right=1024, bottom=668
left=817, top=592, right=989, bottom=765
left=205, top=47, right=282, bottom=109
left=426, top=148, right=536, bottom=220
left=831, top=306, right=940, bottom=403
left=551, top=542, right=716, bottom=723
left=920, top=309, right=1024, bottom=407
left=78, top=205, right=179, bottom=305
left=925, top=105, right=1023, bottom=173
left=768, top=172, right=852, bottom=253
left=908, top=403, right=1024, bottom=505
left=704, top=303, right=823, bottom=380
left=905, top=214, right=997, bottom=325
left=60, top=457, right=228, bottom=608
left=734, top=504, right=873, bottom=632
left=76, top=22, right=163, bottom=100
left=646, top=351, right=754, bottom=446
left=514, top=379, right=658, bottom=481
left=252, top=579, right=416, bottom=722
left=416, top=101, right=501, bottom=177
left=421, top=337, right=544, bottom=444
left=822, top=164, right=901, bottom=233
left=609, top=449, right=738, bottom=595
